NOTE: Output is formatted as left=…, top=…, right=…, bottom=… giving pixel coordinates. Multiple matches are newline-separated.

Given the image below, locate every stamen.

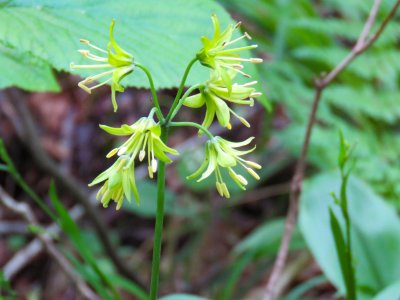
left=251, top=92, right=262, bottom=97
left=80, top=39, right=108, bottom=54
left=152, top=159, right=158, bottom=173
left=221, top=63, right=251, bottom=78
left=250, top=58, right=263, bottom=63
left=78, top=81, right=92, bottom=94
left=229, top=108, right=250, bottom=127
left=236, top=174, right=248, bottom=185
left=117, top=146, right=128, bottom=156
left=139, top=150, right=146, bottom=161
left=244, top=81, right=258, bottom=87
left=79, top=50, right=108, bottom=62
left=221, top=183, right=230, bottom=198
left=70, top=63, right=113, bottom=70
left=246, top=167, right=260, bottom=180
left=106, top=148, right=118, bottom=158
left=244, top=160, right=262, bottom=169
left=244, top=32, right=252, bottom=40
left=216, top=45, right=258, bottom=55
left=223, top=33, right=248, bottom=47
left=148, top=166, right=154, bottom=179
left=80, top=78, right=112, bottom=94
left=216, top=182, right=224, bottom=197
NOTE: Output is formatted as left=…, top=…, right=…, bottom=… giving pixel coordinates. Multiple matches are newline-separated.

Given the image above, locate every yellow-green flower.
left=187, top=136, right=261, bottom=198
left=184, top=72, right=262, bottom=130
left=197, top=14, right=262, bottom=81
left=101, top=116, right=179, bottom=178
left=89, top=155, right=139, bottom=209
left=70, top=20, right=134, bottom=112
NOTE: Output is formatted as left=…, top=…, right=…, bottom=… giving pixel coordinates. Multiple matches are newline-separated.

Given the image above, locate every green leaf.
left=373, top=280, right=400, bottom=300
left=48, top=183, right=123, bottom=299
left=106, top=274, right=147, bottom=300
left=300, top=172, right=400, bottom=298
left=234, top=218, right=305, bottom=258
left=0, top=0, right=247, bottom=90
left=159, top=294, right=208, bottom=300
left=121, top=180, right=199, bottom=218
left=329, top=208, right=350, bottom=296
left=0, top=44, right=59, bottom=92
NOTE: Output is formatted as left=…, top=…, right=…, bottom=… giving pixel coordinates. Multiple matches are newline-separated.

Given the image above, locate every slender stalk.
left=169, top=121, right=214, bottom=139
left=149, top=126, right=168, bottom=300
left=165, top=84, right=203, bottom=123
left=135, top=63, right=164, bottom=122
left=166, top=57, right=198, bottom=121
left=341, top=170, right=356, bottom=300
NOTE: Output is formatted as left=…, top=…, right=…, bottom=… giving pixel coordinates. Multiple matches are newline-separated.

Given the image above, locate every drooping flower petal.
left=187, top=136, right=261, bottom=198
left=70, top=20, right=134, bottom=112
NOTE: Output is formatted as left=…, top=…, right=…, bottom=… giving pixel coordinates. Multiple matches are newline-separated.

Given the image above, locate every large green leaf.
left=0, top=44, right=59, bottom=91
left=0, top=0, right=246, bottom=90
left=299, top=172, right=400, bottom=299
left=373, top=280, right=400, bottom=300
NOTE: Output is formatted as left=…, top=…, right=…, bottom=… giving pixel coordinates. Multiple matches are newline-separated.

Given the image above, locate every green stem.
left=149, top=125, right=168, bottom=300
left=166, top=57, right=198, bottom=121
left=341, top=171, right=357, bottom=300
left=165, top=84, right=202, bottom=123
left=135, top=63, right=164, bottom=122
left=169, top=121, right=214, bottom=139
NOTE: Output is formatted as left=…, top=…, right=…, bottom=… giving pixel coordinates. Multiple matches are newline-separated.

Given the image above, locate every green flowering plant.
left=70, top=20, right=134, bottom=112
left=70, top=14, right=264, bottom=300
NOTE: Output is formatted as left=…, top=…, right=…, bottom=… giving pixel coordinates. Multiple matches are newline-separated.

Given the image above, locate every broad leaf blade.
left=0, top=0, right=237, bottom=89
left=0, top=44, right=59, bottom=92
left=300, top=172, right=400, bottom=298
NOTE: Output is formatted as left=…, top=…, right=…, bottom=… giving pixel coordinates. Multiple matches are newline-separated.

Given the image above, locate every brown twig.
left=3, top=204, right=84, bottom=279
left=0, top=185, right=99, bottom=300
left=263, top=1, right=400, bottom=299
left=3, top=89, right=146, bottom=288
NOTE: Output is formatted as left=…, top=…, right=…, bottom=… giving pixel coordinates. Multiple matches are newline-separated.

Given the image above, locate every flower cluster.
left=185, top=15, right=263, bottom=197
left=197, top=14, right=262, bottom=81
left=70, top=20, right=134, bottom=112
left=72, top=15, right=264, bottom=208
left=89, top=114, right=178, bottom=209
left=188, top=137, right=261, bottom=198
left=184, top=71, right=261, bottom=130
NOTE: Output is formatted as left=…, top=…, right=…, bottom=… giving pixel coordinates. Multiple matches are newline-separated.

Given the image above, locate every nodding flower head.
left=197, top=14, right=262, bottom=84
left=187, top=136, right=261, bottom=198
left=100, top=115, right=179, bottom=179
left=184, top=71, right=262, bottom=130
left=89, top=155, right=139, bottom=210
left=70, top=20, right=134, bottom=112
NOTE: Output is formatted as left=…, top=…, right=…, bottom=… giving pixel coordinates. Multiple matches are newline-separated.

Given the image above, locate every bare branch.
left=263, top=1, right=400, bottom=299
left=0, top=186, right=99, bottom=300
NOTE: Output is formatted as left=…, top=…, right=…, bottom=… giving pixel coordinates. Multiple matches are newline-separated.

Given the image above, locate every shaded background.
left=1, top=0, right=400, bottom=299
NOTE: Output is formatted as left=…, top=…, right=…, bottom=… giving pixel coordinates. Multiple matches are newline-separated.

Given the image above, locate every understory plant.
left=70, top=15, right=263, bottom=299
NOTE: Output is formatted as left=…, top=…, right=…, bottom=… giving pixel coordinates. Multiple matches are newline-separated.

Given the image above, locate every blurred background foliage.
left=0, top=0, right=400, bottom=299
